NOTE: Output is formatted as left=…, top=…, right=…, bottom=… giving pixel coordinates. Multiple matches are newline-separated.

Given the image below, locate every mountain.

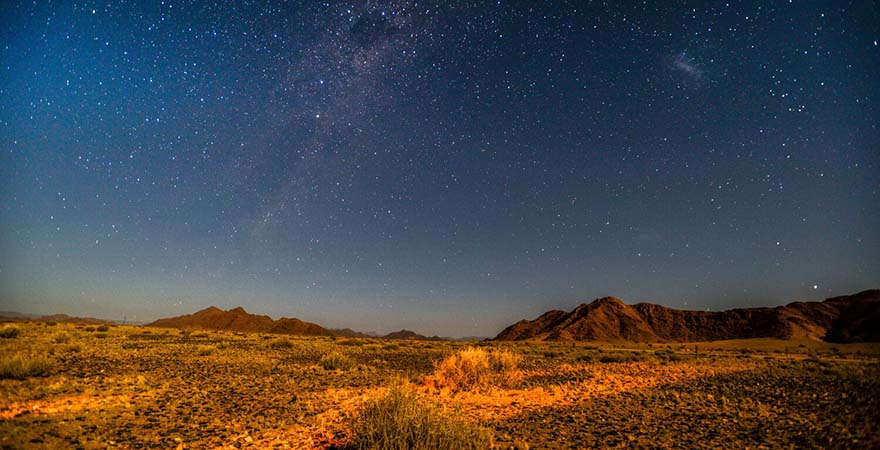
left=332, top=328, right=373, bottom=338
left=40, top=314, right=114, bottom=325
left=494, top=290, right=880, bottom=343
left=0, top=311, right=113, bottom=324
left=147, top=306, right=335, bottom=336
left=0, top=311, right=40, bottom=320
left=382, top=329, right=446, bottom=341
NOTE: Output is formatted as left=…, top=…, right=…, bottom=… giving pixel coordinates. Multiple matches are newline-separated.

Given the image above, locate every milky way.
left=1, top=1, right=878, bottom=336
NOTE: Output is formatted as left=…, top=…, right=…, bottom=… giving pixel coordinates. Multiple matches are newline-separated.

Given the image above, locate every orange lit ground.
left=2, top=322, right=878, bottom=449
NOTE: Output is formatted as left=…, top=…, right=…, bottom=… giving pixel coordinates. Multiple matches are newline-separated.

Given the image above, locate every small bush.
left=339, top=339, right=368, bottom=346
left=53, top=333, right=71, bottom=344
left=433, top=347, right=521, bottom=392
left=84, top=326, right=95, bottom=332
left=0, top=327, right=21, bottom=339
left=320, top=351, right=356, bottom=371
left=0, top=355, right=52, bottom=380
left=270, top=338, right=294, bottom=349
left=346, top=386, right=492, bottom=450
left=94, top=333, right=108, bottom=339
left=63, top=344, right=82, bottom=353
left=576, top=353, right=594, bottom=363
left=599, top=354, right=629, bottom=363
left=196, top=345, right=216, bottom=356
left=96, top=325, right=110, bottom=332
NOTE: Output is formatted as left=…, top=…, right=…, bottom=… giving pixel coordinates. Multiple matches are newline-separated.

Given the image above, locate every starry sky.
left=1, top=1, right=878, bottom=337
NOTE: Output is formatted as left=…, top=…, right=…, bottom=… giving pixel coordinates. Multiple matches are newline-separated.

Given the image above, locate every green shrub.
left=320, top=351, right=356, bottom=371
left=346, top=386, right=492, bottom=450
left=0, top=327, right=21, bottom=339
left=0, top=355, right=52, bottom=380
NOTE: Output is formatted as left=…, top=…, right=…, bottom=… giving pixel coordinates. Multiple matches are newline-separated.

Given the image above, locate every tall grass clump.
left=346, top=386, right=492, bottom=450
left=433, top=347, right=521, bottom=392
left=0, top=327, right=21, bottom=339
left=0, top=355, right=52, bottom=380
left=320, top=351, right=356, bottom=371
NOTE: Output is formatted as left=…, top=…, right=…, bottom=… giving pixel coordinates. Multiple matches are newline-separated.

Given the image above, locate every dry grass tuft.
left=270, top=338, right=294, bottom=349
left=320, top=351, right=356, bottom=371
left=196, top=345, right=217, bottom=356
left=0, top=355, right=52, bottom=380
left=432, top=347, right=522, bottom=392
left=345, top=385, right=492, bottom=450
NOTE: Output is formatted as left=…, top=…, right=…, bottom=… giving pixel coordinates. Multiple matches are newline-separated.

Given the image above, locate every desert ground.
left=2, top=321, right=879, bottom=449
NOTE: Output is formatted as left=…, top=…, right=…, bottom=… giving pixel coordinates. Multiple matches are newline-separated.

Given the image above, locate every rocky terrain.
left=1, top=321, right=878, bottom=449
left=495, top=290, right=880, bottom=343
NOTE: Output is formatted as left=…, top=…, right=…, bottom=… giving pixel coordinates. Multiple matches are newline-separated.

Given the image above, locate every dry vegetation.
left=1, top=320, right=879, bottom=449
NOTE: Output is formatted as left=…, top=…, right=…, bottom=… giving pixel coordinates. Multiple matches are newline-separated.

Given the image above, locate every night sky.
left=2, top=1, right=878, bottom=337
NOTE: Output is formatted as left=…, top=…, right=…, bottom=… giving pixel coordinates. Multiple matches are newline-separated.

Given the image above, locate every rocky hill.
left=382, top=329, right=445, bottom=341
left=147, top=306, right=335, bottom=336
left=494, top=290, right=879, bottom=343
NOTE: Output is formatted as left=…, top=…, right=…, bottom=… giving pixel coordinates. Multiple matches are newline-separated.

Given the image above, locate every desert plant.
left=433, top=347, right=521, bottom=392
left=346, top=386, right=492, bottom=450
left=270, top=338, right=294, bottom=349
left=53, top=333, right=72, bottom=344
left=196, top=345, right=216, bottom=356
left=96, top=325, right=110, bottom=332
left=320, top=351, right=356, bottom=371
left=0, top=327, right=21, bottom=339
left=0, top=355, right=52, bottom=380
left=599, top=353, right=629, bottom=363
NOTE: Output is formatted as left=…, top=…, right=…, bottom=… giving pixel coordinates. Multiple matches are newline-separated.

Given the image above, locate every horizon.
left=4, top=288, right=875, bottom=338
left=2, top=1, right=878, bottom=337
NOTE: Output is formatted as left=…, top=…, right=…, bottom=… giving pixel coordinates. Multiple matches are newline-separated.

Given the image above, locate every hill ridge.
left=494, top=290, right=880, bottom=343
left=147, top=306, right=335, bottom=337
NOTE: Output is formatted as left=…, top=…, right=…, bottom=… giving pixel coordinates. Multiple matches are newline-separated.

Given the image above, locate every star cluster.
left=1, top=1, right=878, bottom=336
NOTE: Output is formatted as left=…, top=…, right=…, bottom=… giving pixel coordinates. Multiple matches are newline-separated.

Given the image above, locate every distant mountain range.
left=7, top=289, right=877, bottom=343
left=0, top=311, right=114, bottom=325
left=493, top=290, right=880, bottom=343
left=146, top=306, right=454, bottom=340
